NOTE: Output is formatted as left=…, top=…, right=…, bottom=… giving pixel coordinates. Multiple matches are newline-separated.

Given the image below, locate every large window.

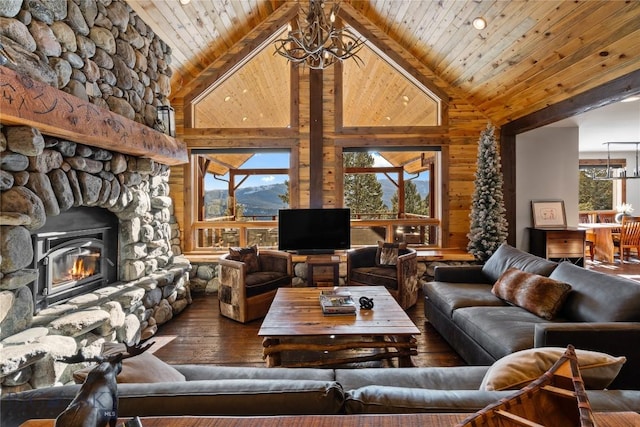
left=191, top=151, right=290, bottom=250
left=579, top=159, right=627, bottom=212
left=343, top=149, right=440, bottom=246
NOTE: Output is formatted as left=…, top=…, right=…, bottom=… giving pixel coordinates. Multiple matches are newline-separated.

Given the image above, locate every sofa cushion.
left=452, top=306, right=551, bottom=359
left=335, top=366, right=489, bottom=391
left=343, top=386, right=640, bottom=415
left=245, top=271, right=290, bottom=298
left=479, top=347, right=626, bottom=391
left=482, top=244, right=558, bottom=283
left=174, top=365, right=336, bottom=382
left=229, top=245, right=259, bottom=273
left=551, top=262, right=640, bottom=322
left=492, top=268, right=572, bottom=320
left=73, top=342, right=186, bottom=384
left=375, top=241, right=407, bottom=266
left=350, top=266, right=398, bottom=290
left=423, top=282, right=505, bottom=317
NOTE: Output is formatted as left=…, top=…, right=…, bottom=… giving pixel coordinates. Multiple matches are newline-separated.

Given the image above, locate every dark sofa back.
left=481, top=244, right=558, bottom=283
left=551, top=262, right=640, bottom=322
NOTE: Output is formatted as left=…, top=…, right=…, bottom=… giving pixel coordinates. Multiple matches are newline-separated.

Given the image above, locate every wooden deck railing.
left=188, top=217, right=441, bottom=253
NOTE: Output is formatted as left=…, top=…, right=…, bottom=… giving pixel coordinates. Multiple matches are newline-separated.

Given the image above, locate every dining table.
left=578, top=222, right=621, bottom=263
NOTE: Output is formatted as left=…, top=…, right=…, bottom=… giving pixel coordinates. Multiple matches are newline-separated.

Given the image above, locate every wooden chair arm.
left=396, top=249, right=419, bottom=309
left=218, top=255, right=247, bottom=301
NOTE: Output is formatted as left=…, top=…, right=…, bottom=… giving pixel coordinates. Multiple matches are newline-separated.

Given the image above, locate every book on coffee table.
left=319, top=291, right=356, bottom=315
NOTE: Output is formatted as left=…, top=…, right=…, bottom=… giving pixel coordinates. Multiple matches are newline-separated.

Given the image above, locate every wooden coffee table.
left=258, top=286, right=420, bottom=368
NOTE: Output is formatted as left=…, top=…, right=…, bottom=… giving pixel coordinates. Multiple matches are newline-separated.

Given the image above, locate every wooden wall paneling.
left=298, top=67, right=311, bottom=208
left=322, top=65, right=337, bottom=207
left=168, top=164, right=186, bottom=242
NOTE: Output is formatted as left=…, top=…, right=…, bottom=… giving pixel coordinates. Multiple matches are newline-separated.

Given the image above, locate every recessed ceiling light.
left=472, top=17, right=487, bottom=30
left=180, top=0, right=191, bottom=5
left=621, top=96, right=640, bottom=103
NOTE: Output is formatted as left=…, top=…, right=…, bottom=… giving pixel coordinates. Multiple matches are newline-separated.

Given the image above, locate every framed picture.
left=531, top=200, right=566, bottom=228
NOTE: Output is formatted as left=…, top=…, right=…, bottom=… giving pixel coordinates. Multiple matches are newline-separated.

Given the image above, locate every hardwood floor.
left=150, top=290, right=465, bottom=368
left=150, top=258, right=640, bottom=367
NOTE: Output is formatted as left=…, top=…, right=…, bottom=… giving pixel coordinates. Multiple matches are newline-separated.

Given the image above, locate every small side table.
left=306, top=255, right=340, bottom=287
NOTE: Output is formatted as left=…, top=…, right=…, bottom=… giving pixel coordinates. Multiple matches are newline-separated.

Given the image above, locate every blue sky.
left=204, top=152, right=417, bottom=191
left=205, top=153, right=289, bottom=190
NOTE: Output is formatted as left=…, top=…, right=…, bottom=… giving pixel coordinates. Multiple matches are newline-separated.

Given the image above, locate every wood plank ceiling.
left=127, top=0, right=640, bottom=126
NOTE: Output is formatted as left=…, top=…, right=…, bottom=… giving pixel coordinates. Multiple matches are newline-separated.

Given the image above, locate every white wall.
left=515, top=127, right=579, bottom=251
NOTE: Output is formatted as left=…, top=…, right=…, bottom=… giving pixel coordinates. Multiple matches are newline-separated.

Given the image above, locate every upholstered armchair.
left=346, top=243, right=419, bottom=310
left=218, top=248, right=292, bottom=323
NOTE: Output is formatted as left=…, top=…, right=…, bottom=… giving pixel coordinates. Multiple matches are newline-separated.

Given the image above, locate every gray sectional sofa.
left=423, top=243, right=640, bottom=390
left=3, top=364, right=640, bottom=426
left=5, top=243, right=640, bottom=425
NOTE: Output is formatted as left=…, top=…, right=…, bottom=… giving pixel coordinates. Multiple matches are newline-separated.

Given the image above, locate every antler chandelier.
left=274, top=0, right=363, bottom=70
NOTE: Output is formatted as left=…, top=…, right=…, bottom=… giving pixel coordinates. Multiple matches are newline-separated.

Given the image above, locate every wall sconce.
left=156, top=105, right=175, bottom=137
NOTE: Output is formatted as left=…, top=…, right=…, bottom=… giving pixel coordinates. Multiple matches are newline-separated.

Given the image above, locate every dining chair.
left=579, top=213, right=595, bottom=261
left=613, top=216, right=640, bottom=262
left=597, top=212, right=617, bottom=223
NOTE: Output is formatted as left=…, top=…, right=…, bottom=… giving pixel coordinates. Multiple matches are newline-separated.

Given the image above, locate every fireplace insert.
left=31, top=207, right=118, bottom=312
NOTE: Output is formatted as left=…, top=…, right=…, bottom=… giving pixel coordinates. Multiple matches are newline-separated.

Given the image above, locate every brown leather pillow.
left=492, top=268, right=572, bottom=320
left=375, top=241, right=407, bottom=266
left=229, top=245, right=260, bottom=273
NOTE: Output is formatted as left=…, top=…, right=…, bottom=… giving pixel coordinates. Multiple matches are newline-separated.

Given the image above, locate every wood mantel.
left=0, top=67, right=188, bottom=165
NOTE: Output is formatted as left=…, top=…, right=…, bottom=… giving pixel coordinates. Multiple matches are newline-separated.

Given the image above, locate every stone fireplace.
left=0, top=0, right=191, bottom=393
left=31, top=207, right=119, bottom=312
left=0, top=127, right=191, bottom=392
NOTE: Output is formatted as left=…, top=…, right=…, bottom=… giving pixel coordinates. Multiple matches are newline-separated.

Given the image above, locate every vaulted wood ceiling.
left=127, top=0, right=640, bottom=128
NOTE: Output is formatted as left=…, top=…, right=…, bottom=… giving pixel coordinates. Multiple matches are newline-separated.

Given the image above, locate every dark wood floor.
left=150, top=257, right=640, bottom=367
left=150, top=290, right=465, bottom=368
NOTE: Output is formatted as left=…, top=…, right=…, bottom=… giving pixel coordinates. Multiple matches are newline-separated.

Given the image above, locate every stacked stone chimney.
left=0, top=0, right=189, bottom=394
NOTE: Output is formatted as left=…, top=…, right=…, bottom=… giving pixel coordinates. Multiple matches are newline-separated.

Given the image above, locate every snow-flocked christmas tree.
left=467, top=124, right=508, bottom=262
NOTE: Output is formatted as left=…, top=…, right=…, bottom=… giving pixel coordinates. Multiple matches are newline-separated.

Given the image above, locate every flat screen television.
left=278, top=208, right=351, bottom=254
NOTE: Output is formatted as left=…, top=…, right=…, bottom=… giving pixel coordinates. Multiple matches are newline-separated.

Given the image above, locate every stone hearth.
left=0, top=125, right=191, bottom=393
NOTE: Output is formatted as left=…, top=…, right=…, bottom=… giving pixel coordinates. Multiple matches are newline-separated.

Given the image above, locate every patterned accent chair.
left=346, top=243, right=419, bottom=310
left=218, top=247, right=292, bottom=323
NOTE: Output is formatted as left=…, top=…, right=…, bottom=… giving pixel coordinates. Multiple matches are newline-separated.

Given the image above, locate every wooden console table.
left=20, top=412, right=640, bottom=426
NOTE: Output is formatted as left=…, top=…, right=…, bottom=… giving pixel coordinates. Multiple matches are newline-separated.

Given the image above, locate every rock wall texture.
left=0, top=0, right=172, bottom=127
left=0, top=0, right=189, bottom=393
left=0, top=124, right=191, bottom=393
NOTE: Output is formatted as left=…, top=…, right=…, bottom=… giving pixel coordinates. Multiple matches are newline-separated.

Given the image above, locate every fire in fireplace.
left=49, top=238, right=103, bottom=293
left=31, top=207, right=118, bottom=312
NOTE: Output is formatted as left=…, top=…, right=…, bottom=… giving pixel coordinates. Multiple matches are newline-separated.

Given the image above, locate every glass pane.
left=51, top=245, right=101, bottom=287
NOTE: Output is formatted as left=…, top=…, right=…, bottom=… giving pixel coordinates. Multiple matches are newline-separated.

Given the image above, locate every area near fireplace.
left=0, top=127, right=191, bottom=393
